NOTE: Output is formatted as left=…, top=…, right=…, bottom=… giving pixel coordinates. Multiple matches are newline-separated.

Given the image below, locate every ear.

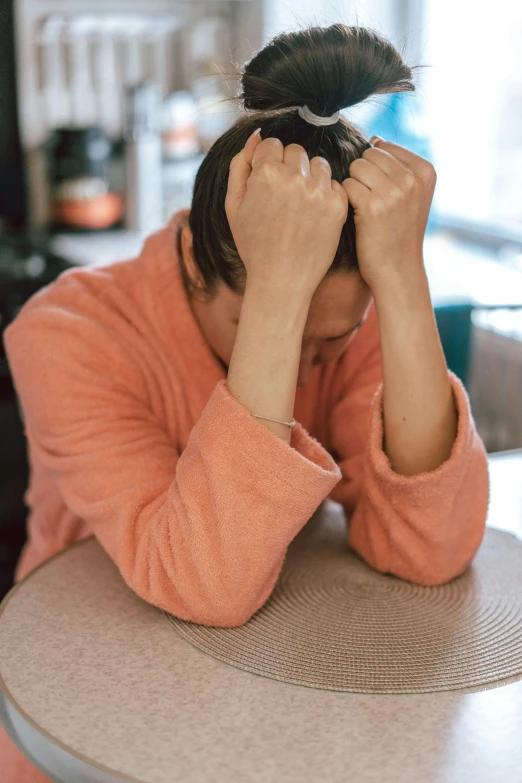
left=180, top=226, right=201, bottom=286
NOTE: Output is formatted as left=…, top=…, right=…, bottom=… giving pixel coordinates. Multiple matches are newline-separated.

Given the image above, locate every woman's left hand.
left=342, top=138, right=437, bottom=292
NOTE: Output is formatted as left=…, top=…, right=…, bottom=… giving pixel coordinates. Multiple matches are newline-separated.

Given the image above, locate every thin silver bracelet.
left=252, top=414, right=296, bottom=428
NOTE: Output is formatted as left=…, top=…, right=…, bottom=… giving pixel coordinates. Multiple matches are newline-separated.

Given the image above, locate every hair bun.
left=240, top=24, right=415, bottom=117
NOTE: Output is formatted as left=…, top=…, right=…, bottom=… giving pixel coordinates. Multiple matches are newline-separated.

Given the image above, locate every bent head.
left=180, top=226, right=373, bottom=386
left=178, top=24, right=418, bottom=383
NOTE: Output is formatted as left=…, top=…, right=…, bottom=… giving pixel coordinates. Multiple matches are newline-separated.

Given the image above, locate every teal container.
left=434, top=304, right=474, bottom=389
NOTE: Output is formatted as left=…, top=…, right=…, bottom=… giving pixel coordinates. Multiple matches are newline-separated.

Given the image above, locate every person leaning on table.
left=1, top=24, right=489, bottom=783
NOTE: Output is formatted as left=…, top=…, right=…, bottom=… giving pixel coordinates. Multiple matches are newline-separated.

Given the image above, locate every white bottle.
left=162, top=91, right=200, bottom=160
left=124, top=82, right=163, bottom=234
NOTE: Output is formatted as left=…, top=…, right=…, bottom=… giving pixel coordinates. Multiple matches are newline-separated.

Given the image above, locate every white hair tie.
left=297, top=105, right=340, bottom=126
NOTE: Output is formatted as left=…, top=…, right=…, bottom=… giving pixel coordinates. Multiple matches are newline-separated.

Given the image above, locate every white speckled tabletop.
left=1, top=450, right=521, bottom=783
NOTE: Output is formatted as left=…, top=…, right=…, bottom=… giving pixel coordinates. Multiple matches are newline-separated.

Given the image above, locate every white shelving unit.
left=14, top=0, right=262, bottom=226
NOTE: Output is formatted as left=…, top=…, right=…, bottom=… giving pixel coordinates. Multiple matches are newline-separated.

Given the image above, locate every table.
left=1, top=449, right=521, bottom=783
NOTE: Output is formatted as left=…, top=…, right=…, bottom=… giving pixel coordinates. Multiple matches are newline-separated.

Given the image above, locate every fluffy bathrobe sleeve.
left=327, top=305, right=490, bottom=586
left=3, top=288, right=342, bottom=629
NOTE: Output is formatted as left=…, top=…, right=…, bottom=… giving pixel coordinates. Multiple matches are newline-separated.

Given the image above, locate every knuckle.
left=251, top=138, right=283, bottom=166
left=260, top=136, right=283, bottom=150
left=332, top=195, right=348, bottom=215
left=263, top=160, right=279, bottom=173
left=257, top=160, right=278, bottom=179
left=424, top=162, right=437, bottom=181
left=229, top=149, right=245, bottom=166
left=285, top=142, right=306, bottom=154
left=390, top=186, right=404, bottom=202
left=402, top=172, right=417, bottom=191
left=367, top=198, right=382, bottom=216
left=311, top=155, right=331, bottom=167
left=294, top=172, right=310, bottom=191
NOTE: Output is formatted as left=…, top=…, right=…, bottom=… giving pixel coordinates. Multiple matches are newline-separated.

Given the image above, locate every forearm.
left=227, top=280, right=310, bottom=444
left=372, top=263, right=458, bottom=476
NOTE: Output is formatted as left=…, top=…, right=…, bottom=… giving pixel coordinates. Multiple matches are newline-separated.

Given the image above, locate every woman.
left=1, top=24, right=488, bottom=781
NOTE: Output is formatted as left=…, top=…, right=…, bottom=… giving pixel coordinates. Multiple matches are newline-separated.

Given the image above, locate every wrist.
left=243, top=277, right=312, bottom=325
left=370, top=257, right=428, bottom=305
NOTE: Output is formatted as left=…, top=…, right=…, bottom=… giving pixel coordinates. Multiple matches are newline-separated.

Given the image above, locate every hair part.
left=185, top=24, right=422, bottom=300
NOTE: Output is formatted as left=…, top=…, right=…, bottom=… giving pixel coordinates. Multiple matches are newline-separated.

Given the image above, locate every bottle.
left=162, top=91, right=200, bottom=160
left=123, top=82, right=163, bottom=234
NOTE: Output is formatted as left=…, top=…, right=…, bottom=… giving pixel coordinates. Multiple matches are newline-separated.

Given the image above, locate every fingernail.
left=370, top=135, right=383, bottom=145
left=250, top=127, right=262, bottom=139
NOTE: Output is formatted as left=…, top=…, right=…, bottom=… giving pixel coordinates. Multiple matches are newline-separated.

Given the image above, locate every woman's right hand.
left=225, top=129, right=349, bottom=300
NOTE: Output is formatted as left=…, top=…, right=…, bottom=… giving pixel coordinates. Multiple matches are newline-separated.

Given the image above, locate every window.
left=422, top=0, right=522, bottom=236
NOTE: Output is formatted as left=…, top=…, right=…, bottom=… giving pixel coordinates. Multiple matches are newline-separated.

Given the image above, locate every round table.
left=1, top=450, right=522, bottom=783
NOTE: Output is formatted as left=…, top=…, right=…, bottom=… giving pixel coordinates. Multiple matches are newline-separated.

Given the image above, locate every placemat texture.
left=166, top=507, right=522, bottom=694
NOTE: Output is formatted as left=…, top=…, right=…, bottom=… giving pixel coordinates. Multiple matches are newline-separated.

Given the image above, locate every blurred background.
left=1, top=0, right=521, bottom=598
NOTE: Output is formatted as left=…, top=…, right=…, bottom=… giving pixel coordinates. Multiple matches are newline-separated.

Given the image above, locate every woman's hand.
left=225, top=129, right=348, bottom=300
left=342, top=138, right=437, bottom=292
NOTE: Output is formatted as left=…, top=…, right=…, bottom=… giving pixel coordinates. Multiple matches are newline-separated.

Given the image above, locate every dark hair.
left=185, top=24, right=422, bottom=299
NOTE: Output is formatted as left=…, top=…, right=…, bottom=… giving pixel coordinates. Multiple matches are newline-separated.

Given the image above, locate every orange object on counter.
left=53, top=191, right=124, bottom=230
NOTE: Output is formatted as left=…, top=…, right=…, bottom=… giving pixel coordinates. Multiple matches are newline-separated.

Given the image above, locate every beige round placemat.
left=165, top=505, right=522, bottom=694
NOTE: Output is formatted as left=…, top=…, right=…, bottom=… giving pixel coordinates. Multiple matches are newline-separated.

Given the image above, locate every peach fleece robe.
left=0, top=209, right=489, bottom=781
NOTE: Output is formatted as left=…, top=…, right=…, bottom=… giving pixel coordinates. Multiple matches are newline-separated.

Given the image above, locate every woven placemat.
left=165, top=506, right=522, bottom=694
